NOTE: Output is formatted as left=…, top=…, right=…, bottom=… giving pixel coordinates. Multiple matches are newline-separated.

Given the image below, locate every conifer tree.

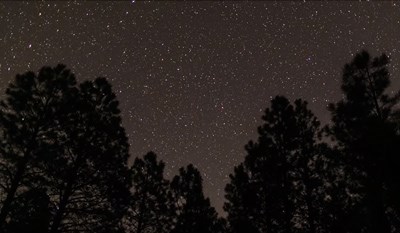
left=0, top=65, right=77, bottom=231
left=171, top=164, right=225, bottom=233
left=0, top=66, right=131, bottom=233
left=328, top=51, right=400, bottom=233
left=225, top=96, right=331, bottom=233
left=46, top=77, right=131, bottom=233
left=125, top=152, right=175, bottom=233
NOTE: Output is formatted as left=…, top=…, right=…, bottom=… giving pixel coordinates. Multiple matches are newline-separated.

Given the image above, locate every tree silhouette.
left=3, top=52, right=400, bottom=233
left=45, top=77, right=131, bottom=233
left=124, top=152, right=175, bottom=233
left=225, top=96, right=332, bottom=233
left=0, top=65, right=131, bottom=233
left=224, top=163, right=259, bottom=233
left=171, top=164, right=225, bottom=233
left=0, top=65, right=77, bottom=231
left=328, top=51, right=400, bottom=233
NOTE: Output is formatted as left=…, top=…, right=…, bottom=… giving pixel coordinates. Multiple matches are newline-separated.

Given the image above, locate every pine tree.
left=171, top=164, right=225, bottom=233
left=328, top=50, right=400, bottom=233
left=45, top=77, right=131, bottom=233
left=224, top=163, right=259, bottom=233
left=0, top=65, right=77, bottom=231
left=125, top=152, right=175, bottom=233
left=225, top=96, right=331, bottom=233
left=0, top=65, right=131, bottom=233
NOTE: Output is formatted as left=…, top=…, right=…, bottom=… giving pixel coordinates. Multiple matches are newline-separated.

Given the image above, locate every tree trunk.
left=135, top=197, right=146, bottom=233
left=283, top=170, right=293, bottom=233
left=49, top=179, right=74, bottom=233
left=0, top=123, right=41, bottom=231
left=369, top=179, right=390, bottom=233
left=0, top=155, right=30, bottom=231
left=304, top=177, right=317, bottom=233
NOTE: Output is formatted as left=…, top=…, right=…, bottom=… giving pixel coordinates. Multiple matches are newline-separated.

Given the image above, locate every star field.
left=1, top=1, right=400, bottom=214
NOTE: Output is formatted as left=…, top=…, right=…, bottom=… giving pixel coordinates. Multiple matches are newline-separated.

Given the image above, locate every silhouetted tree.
left=45, top=77, right=131, bottom=233
left=328, top=51, right=400, bottom=233
left=171, top=164, right=225, bottom=233
left=124, top=152, right=175, bottom=233
left=0, top=65, right=131, bottom=233
left=5, top=52, right=400, bottom=233
left=225, top=96, right=332, bottom=233
left=0, top=65, right=77, bottom=231
left=224, top=163, right=259, bottom=233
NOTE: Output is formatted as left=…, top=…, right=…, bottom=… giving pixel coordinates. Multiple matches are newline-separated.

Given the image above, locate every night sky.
left=1, top=1, right=400, bottom=214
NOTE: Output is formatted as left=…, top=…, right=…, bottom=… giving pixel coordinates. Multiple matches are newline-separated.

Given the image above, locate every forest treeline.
left=0, top=50, right=400, bottom=233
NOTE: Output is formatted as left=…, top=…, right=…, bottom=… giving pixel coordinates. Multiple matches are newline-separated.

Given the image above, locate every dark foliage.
left=224, top=96, right=332, bottom=233
left=7, top=188, right=50, bottom=233
left=1, top=50, right=400, bottom=233
left=125, top=152, right=175, bottom=233
left=0, top=65, right=131, bottom=233
left=327, top=51, right=400, bottom=233
left=225, top=51, right=400, bottom=233
left=0, top=65, right=77, bottom=231
left=45, top=77, right=132, bottom=233
left=171, top=164, right=226, bottom=233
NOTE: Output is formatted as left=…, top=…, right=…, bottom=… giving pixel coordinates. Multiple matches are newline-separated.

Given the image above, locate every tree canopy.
left=1, top=50, right=400, bottom=233
left=0, top=65, right=131, bottom=233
